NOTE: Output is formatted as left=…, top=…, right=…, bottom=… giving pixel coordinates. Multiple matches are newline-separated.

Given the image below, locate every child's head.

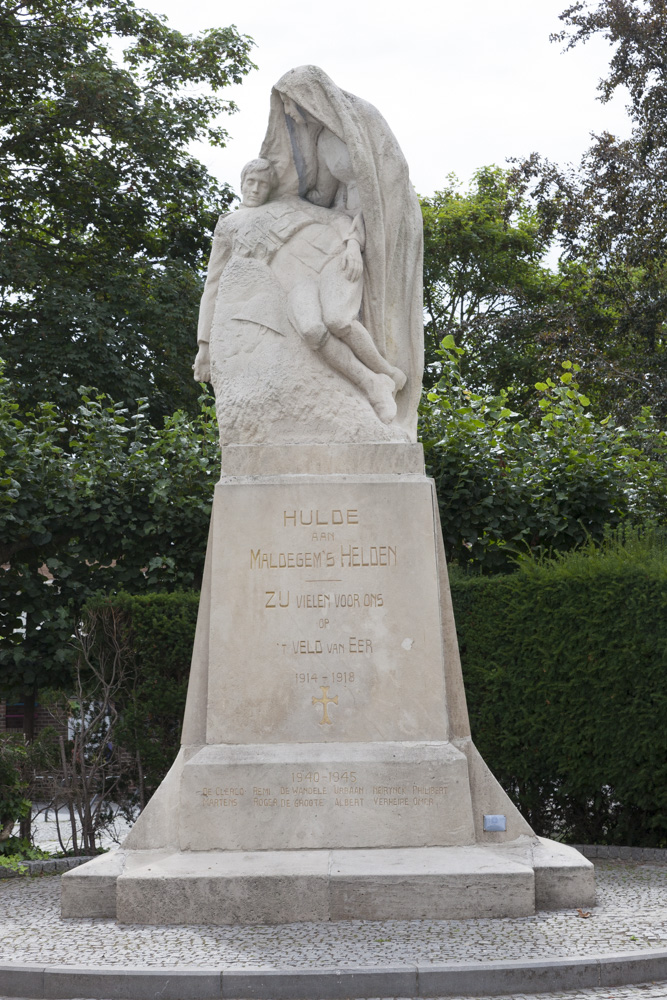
left=240, top=158, right=278, bottom=207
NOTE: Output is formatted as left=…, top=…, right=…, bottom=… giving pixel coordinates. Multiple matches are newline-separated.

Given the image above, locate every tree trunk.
left=22, top=690, right=35, bottom=741
left=59, top=735, right=78, bottom=855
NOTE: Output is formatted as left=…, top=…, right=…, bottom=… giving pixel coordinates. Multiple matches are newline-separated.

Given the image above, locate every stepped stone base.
left=60, top=449, right=595, bottom=925
left=61, top=837, right=594, bottom=925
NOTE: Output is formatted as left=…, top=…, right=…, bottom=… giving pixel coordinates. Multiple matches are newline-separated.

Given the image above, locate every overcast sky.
left=138, top=0, right=631, bottom=198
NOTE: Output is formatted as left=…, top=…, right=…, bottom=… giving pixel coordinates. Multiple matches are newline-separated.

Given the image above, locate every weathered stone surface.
left=178, top=741, right=475, bottom=851
left=494, top=835, right=596, bottom=910
left=116, top=850, right=331, bottom=925
left=62, top=65, right=595, bottom=926
left=328, top=845, right=536, bottom=920
left=218, top=442, right=424, bottom=477
left=204, top=475, right=448, bottom=746
left=61, top=850, right=126, bottom=918
left=114, top=845, right=536, bottom=925
left=194, top=67, right=423, bottom=449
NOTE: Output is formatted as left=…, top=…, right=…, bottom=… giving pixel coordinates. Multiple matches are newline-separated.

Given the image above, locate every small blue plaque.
left=483, top=814, right=507, bottom=832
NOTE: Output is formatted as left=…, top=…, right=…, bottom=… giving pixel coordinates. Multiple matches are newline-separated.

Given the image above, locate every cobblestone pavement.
left=387, top=990, right=667, bottom=998
left=3, top=989, right=667, bottom=999
left=1, top=860, right=667, bottom=971
left=418, top=990, right=667, bottom=999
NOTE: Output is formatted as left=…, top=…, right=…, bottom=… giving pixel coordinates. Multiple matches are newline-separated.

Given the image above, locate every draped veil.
left=260, top=65, right=424, bottom=439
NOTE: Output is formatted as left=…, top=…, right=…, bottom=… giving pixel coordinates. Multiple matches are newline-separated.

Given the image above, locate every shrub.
left=451, top=530, right=667, bottom=845
left=0, top=738, right=31, bottom=842
left=81, top=536, right=667, bottom=847
left=420, top=343, right=667, bottom=571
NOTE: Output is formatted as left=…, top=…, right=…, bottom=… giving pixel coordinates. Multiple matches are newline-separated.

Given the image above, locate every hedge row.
left=452, top=534, right=667, bottom=846
left=84, top=534, right=667, bottom=846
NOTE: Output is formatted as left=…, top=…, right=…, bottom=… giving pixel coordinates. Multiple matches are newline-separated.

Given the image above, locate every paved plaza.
left=397, top=990, right=667, bottom=998
left=3, top=859, right=667, bottom=969
left=2, top=858, right=667, bottom=998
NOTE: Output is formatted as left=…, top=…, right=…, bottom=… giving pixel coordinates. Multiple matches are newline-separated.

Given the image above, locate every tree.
left=0, top=370, right=219, bottom=703
left=420, top=339, right=667, bottom=572
left=46, top=605, right=136, bottom=854
left=421, top=167, right=561, bottom=398
left=0, top=0, right=255, bottom=422
left=0, top=738, right=31, bottom=843
left=506, top=0, right=667, bottom=423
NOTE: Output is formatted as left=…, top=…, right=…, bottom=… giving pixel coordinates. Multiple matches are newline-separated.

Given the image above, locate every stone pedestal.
left=62, top=444, right=594, bottom=924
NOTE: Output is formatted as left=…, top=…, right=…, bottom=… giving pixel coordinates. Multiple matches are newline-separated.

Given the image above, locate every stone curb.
left=1, top=949, right=667, bottom=999
left=0, top=857, right=97, bottom=880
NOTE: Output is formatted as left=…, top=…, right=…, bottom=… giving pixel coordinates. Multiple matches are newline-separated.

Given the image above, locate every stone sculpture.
left=193, top=65, right=423, bottom=447
left=62, top=66, right=595, bottom=926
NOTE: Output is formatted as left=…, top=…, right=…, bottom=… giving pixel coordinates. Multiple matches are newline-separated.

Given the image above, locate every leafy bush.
left=86, top=541, right=667, bottom=849
left=0, top=738, right=31, bottom=842
left=0, top=375, right=218, bottom=700
left=451, top=530, right=667, bottom=846
left=420, top=341, right=667, bottom=571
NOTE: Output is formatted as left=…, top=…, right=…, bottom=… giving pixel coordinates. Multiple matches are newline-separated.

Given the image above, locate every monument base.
left=61, top=837, right=594, bottom=925
left=61, top=446, right=595, bottom=924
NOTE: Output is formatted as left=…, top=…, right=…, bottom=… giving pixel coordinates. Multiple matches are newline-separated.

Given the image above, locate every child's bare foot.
left=367, top=373, right=397, bottom=423
left=390, top=365, right=407, bottom=394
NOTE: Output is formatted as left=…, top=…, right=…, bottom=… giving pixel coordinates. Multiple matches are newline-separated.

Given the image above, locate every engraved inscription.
left=285, top=638, right=371, bottom=656
left=297, top=593, right=331, bottom=608
left=250, top=547, right=396, bottom=569
left=284, top=509, right=358, bottom=526
left=294, top=671, right=355, bottom=685
left=340, top=545, right=396, bottom=567
left=224, top=497, right=424, bottom=746
left=200, top=785, right=244, bottom=808
left=251, top=549, right=335, bottom=569
left=264, top=592, right=384, bottom=611
left=265, top=590, right=290, bottom=608
left=196, top=773, right=445, bottom=811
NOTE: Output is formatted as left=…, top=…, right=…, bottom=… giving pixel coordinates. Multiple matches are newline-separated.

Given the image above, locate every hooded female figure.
left=260, top=65, right=424, bottom=440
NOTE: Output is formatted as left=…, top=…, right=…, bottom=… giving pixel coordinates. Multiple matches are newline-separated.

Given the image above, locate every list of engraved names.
left=199, top=773, right=448, bottom=811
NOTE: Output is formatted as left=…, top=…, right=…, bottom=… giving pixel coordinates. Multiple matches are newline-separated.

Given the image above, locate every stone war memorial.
left=62, top=65, right=594, bottom=925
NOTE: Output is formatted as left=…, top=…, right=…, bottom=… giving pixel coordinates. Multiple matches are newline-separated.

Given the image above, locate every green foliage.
left=0, top=371, right=218, bottom=697
left=0, top=855, right=28, bottom=873
left=451, top=531, right=667, bottom=845
left=0, top=738, right=31, bottom=839
left=0, top=0, right=255, bottom=421
left=420, top=167, right=559, bottom=395
left=0, top=836, right=49, bottom=872
left=420, top=342, right=667, bottom=571
left=503, top=1, right=667, bottom=422
left=0, top=837, right=49, bottom=859
left=83, top=592, right=198, bottom=801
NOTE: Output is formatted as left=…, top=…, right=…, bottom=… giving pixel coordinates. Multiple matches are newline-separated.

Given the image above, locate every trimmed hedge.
left=82, top=535, right=667, bottom=845
left=451, top=536, right=667, bottom=846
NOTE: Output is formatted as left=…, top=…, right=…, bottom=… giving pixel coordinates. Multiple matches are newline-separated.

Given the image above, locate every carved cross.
left=312, top=685, right=338, bottom=725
